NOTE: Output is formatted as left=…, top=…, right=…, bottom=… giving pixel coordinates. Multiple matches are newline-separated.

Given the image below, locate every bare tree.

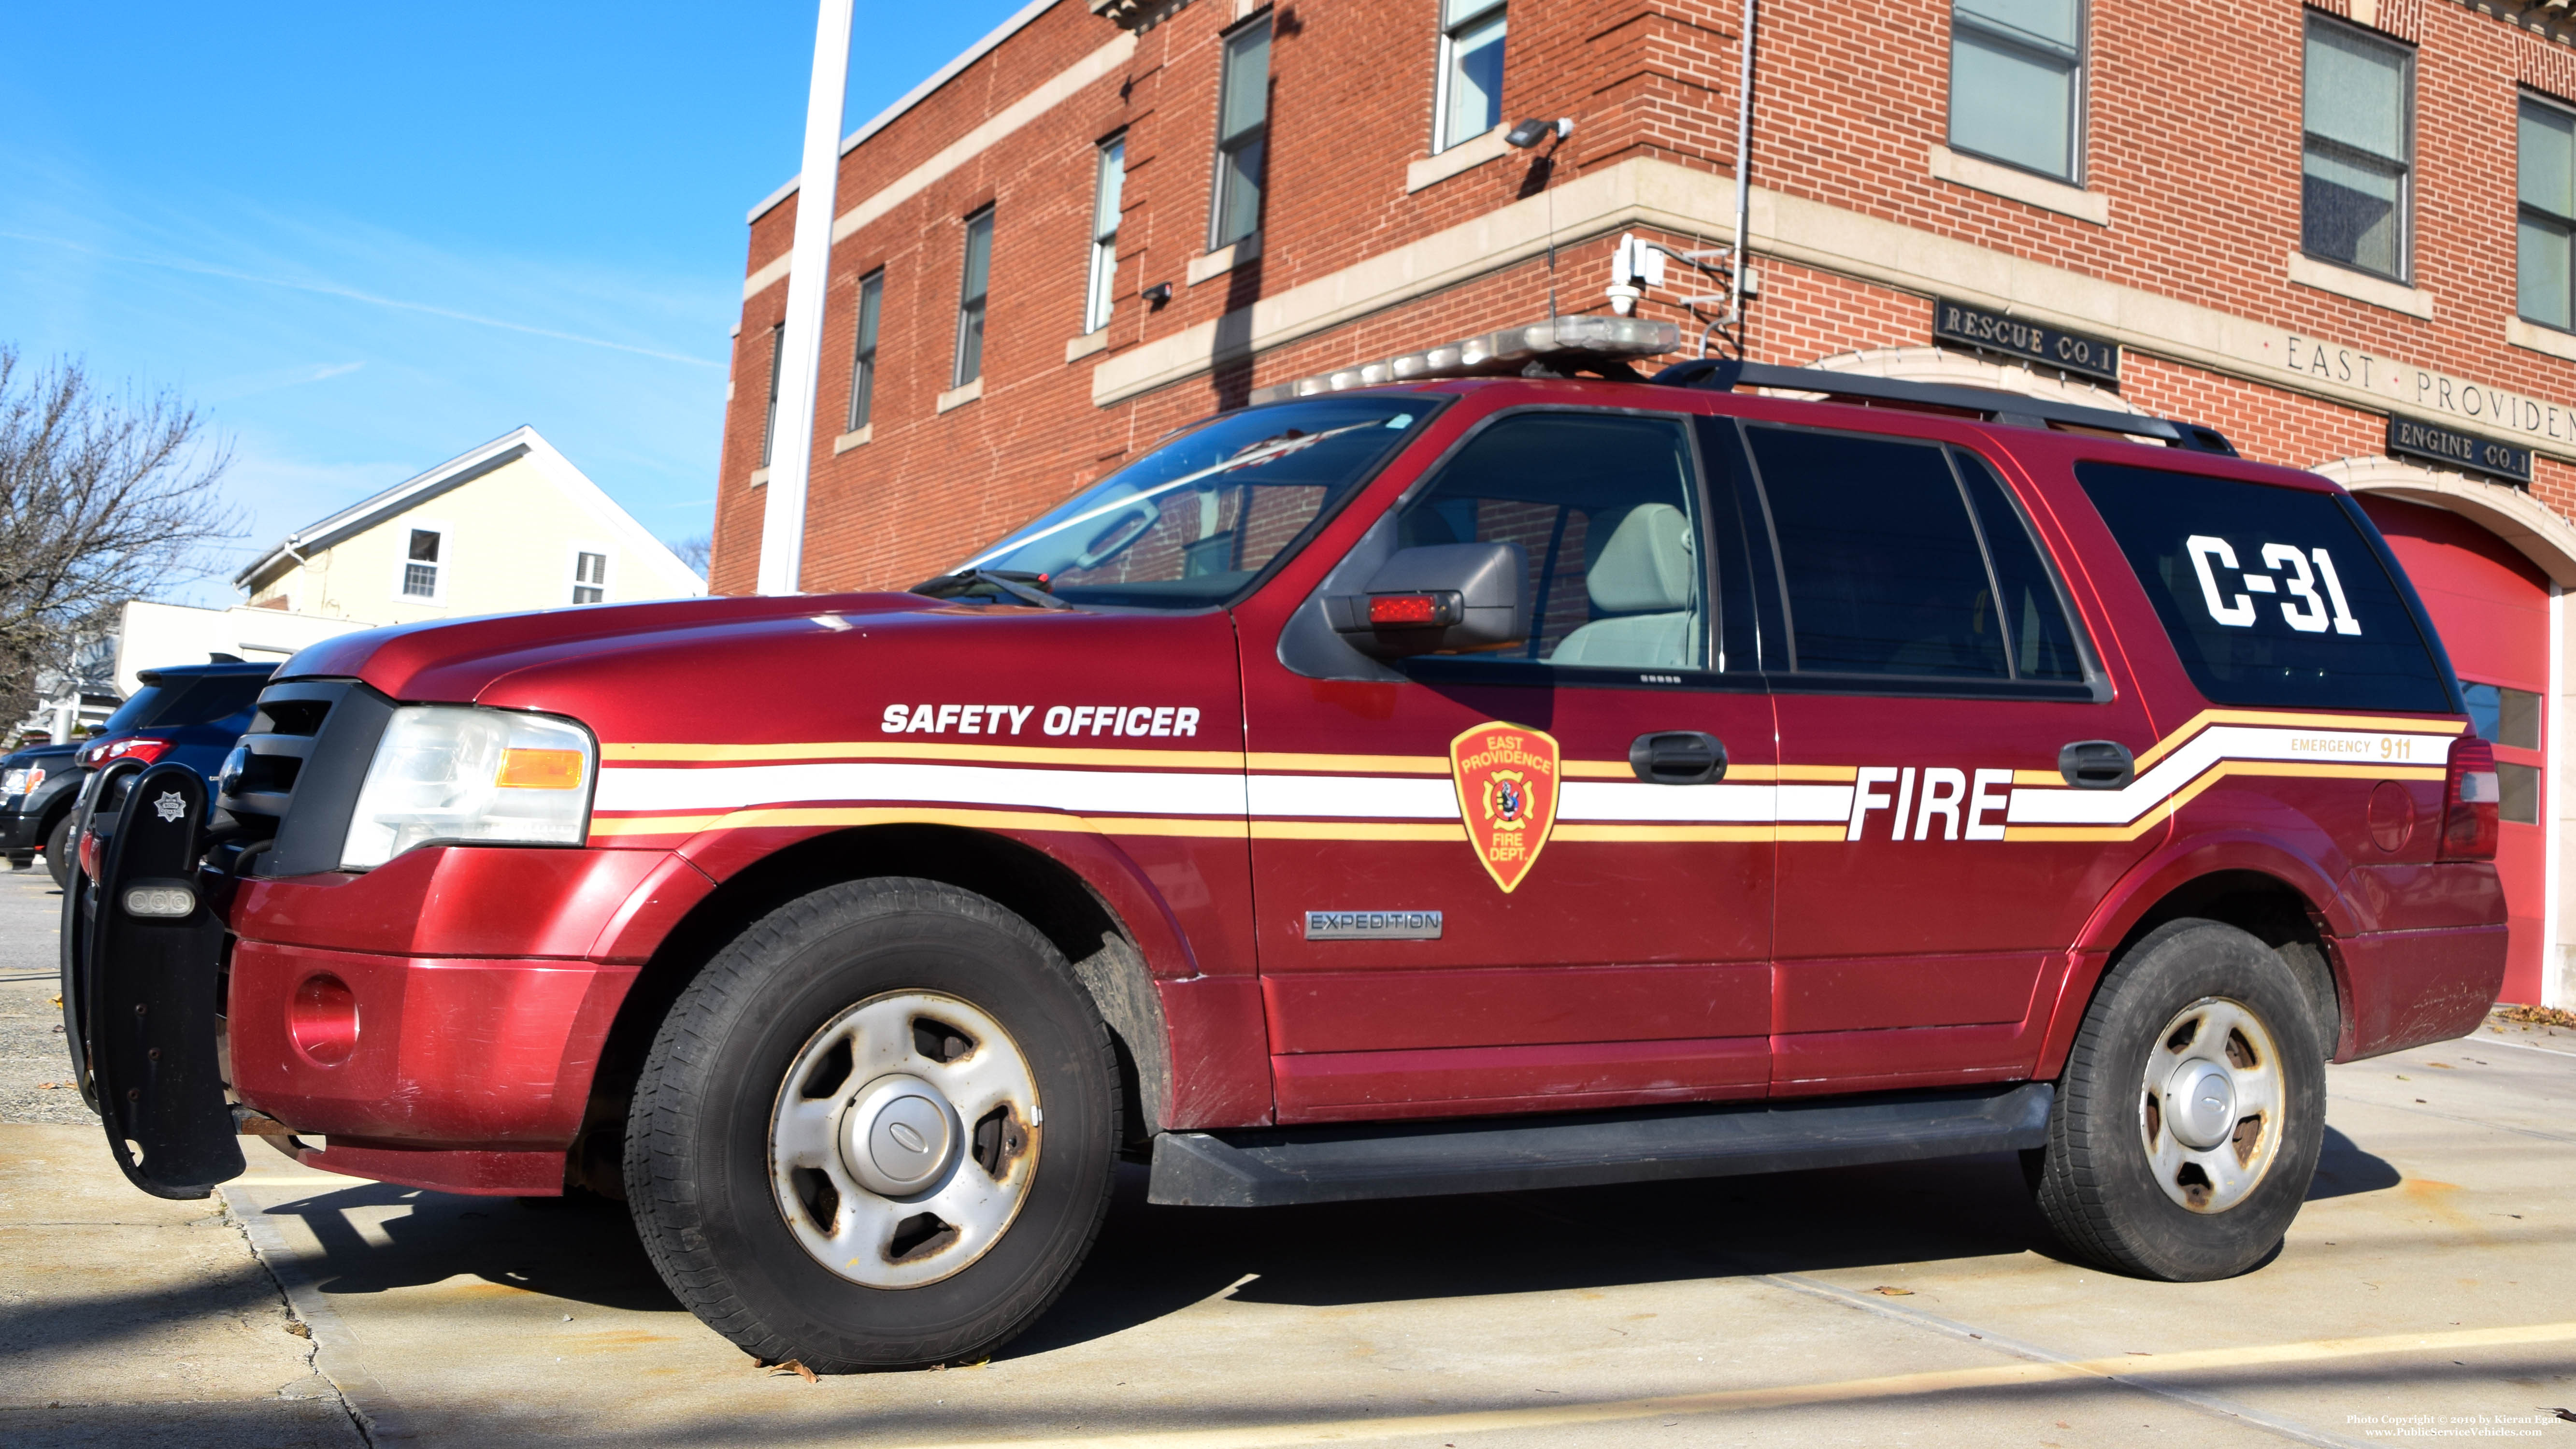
left=0, top=348, right=241, bottom=727
left=669, top=531, right=713, bottom=580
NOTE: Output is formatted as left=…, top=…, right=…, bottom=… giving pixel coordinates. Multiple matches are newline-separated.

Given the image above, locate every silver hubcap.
left=768, top=991, right=1041, bottom=1288
left=2139, top=996, right=2284, bottom=1214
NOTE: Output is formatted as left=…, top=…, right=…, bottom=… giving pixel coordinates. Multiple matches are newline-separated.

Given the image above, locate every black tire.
left=43, top=813, right=72, bottom=889
left=624, top=877, right=1119, bottom=1371
left=2032, top=918, right=2326, bottom=1281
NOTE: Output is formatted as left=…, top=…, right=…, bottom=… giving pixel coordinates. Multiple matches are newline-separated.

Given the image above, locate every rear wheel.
left=624, top=878, right=1119, bottom=1371
left=2032, top=918, right=2326, bottom=1280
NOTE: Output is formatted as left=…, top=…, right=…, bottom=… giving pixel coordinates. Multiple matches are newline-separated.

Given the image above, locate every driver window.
left=1395, top=412, right=1712, bottom=670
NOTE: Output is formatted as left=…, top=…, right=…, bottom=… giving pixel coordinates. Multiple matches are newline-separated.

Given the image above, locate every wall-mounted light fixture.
left=1142, top=281, right=1174, bottom=307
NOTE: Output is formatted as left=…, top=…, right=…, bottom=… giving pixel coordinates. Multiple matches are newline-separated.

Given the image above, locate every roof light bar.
left=1246, top=316, right=1682, bottom=407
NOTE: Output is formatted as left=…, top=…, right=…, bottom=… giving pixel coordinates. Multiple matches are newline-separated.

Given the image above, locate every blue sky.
left=0, top=2, right=1026, bottom=604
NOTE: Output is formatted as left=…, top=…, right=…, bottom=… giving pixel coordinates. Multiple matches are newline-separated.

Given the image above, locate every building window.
left=1086, top=138, right=1125, bottom=335
left=572, top=550, right=607, bottom=605
left=848, top=270, right=884, bottom=430
left=2302, top=15, right=2412, bottom=282
left=759, top=323, right=784, bottom=467
left=1947, top=0, right=2084, bottom=182
left=402, top=529, right=442, bottom=600
left=2520, top=96, right=2576, bottom=332
left=1211, top=15, right=1272, bottom=251
left=954, top=207, right=994, bottom=388
left=1433, top=0, right=1505, bottom=154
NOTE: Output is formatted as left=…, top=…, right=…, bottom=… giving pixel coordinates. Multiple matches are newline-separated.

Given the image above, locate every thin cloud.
left=0, top=227, right=722, bottom=367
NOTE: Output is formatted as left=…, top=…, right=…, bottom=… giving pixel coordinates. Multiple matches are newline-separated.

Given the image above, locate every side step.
left=1146, top=1083, right=2053, bottom=1208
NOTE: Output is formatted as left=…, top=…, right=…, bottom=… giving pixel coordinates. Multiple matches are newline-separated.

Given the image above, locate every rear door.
left=1240, top=404, right=1780, bottom=1122
left=1729, top=420, right=2166, bottom=1094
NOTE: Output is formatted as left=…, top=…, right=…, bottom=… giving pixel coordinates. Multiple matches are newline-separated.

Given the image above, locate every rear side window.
left=1743, top=425, right=2088, bottom=684
left=2077, top=463, right=2451, bottom=712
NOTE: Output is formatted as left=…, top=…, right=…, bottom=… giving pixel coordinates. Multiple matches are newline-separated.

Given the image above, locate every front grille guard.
left=59, top=758, right=244, bottom=1199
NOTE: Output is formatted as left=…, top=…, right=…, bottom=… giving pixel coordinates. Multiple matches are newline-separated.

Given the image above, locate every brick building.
left=715, top=0, right=2576, bottom=1006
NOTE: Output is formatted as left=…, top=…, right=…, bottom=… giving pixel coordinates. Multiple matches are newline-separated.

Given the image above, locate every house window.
left=1211, top=15, right=1272, bottom=251
left=1086, top=139, right=1126, bottom=335
left=1433, top=0, right=1505, bottom=153
left=759, top=323, right=784, bottom=467
left=2302, top=15, right=2412, bottom=281
left=2520, top=96, right=2576, bottom=332
left=402, top=529, right=441, bottom=600
left=1947, top=0, right=2084, bottom=182
left=572, top=550, right=607, bottom=605
left=954, top=207, right=994, bottom=388
left=848, top=270, right=884, bottom=430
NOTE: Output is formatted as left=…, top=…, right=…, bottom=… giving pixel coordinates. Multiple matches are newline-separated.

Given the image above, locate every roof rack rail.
left=1652, top=357, right=2238, bottom=457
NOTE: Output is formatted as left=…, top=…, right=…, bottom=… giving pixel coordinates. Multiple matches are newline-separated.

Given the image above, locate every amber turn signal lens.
left=495, top=747, right=586, bottom=789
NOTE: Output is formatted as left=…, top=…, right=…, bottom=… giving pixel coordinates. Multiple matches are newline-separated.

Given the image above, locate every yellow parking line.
left=900, top=1320, right=2576, bottom=1449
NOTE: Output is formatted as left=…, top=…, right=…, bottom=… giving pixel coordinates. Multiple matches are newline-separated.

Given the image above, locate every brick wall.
left=713, top=0, right=2576, bottom=594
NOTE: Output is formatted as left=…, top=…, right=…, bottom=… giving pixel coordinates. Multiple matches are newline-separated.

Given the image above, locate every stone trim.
left=1066, top=329, right=1111, bottom=362
left=1407, top=126, right=1513, bottom=194
left=833, top=425, right=873, bottom=453
left=2510, top=316, right=2576, bottom=363
left=1927, top=145, right=2109, bottom=226
left=1188, top=235, right=1261, bottom=286
left=936, top=377, right=985, bottom=413
left=2319, top=455, right=2576, bottom=585
left=2287, top=252, right=2436, bottom=319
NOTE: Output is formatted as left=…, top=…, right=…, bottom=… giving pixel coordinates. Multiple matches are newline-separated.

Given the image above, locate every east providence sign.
left=2258, top=331, right=2576, bottom=463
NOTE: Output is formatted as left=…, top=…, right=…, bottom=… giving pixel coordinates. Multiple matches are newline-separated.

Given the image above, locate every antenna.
left=1507, top=118, right=1575, bottom=319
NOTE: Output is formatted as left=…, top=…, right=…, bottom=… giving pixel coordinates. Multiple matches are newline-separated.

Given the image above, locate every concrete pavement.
left=6, top=860, right=2574, bottom=1446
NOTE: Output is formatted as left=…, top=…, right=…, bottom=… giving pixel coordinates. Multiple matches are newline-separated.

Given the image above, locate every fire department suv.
left=65, top=319, right=2506, bottom=1371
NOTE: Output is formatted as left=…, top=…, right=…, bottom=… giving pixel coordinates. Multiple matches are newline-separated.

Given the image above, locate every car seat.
left=1548, top=502, right=1700, bottom=668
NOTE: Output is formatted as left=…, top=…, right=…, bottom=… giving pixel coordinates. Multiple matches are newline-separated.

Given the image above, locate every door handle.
left=1631, top=731, right=1727, bottom=784
left=2059, top=739, right=2135, bottom=790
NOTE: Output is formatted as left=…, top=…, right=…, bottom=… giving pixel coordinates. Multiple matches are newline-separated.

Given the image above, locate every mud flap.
left=77, top=760, right=243, bottom=1199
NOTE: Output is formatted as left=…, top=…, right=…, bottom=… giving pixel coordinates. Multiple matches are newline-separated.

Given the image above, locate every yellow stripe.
left=1246, top=751, right=1448, bottom=775
left=1558, top=823, right=1776, bottom=842
left=1776, top=824, right=1850, bottom=842
left=2132, top=707, right=2463, bottom=771
left=2001, top=760, right=2449, bottom=842
left=587, top=806, right=1246, bottom=839
left=891, top=1320, right=2576, bottom=1449
left=605, top=740, right=1245, bottom=769
left=2012, top=768, right=2063, bottom=786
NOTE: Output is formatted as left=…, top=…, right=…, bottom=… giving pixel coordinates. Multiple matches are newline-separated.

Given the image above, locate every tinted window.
left=1747, top=427, right=2010, bottom=679
left=100, top=672, right=270, bottom=732
left=966, top=397, right=1433, bottom=608
left=1956, top=452, right=2088, bottom=682
left=2078, top=463, right=2451, bottom=711
left=1397, top=412, right=1723, bottom=671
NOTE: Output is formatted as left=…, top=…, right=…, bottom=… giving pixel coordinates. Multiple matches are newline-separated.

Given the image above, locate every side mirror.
left=1324, top=542, right=1528, bottom=659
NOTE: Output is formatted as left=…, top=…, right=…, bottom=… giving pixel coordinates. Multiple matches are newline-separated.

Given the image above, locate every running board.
left=1146, top=1083, right=2053, bottom=1208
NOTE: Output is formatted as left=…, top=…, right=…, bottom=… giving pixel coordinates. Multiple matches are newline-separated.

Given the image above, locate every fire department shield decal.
left=1448, top=721, right=1561, bottom=894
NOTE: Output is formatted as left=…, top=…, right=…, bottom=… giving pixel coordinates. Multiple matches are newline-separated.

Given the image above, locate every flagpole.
left=756, top=0, right=856, bottom=595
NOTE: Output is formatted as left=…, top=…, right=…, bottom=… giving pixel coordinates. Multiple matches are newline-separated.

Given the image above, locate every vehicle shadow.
left=2307, top=1125, right=2402, bottom=1200
left=247, top=1181, right=680, bottom=1313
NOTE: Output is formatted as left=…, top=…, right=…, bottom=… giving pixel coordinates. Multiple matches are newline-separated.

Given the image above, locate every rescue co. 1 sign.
left=1933, top=299, right=2121, bottom=385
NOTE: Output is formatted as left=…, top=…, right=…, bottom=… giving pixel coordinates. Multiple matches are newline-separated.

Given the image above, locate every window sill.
left=748, top=467, right=770, bottom=488
left=1066, top=329, right=1109, bottom=363
left=1928, top=144, right=2107, bottom=225
left=1188, top=234, right=1260, bottom=286
left=2507, top=316, right=2576, bottom=363
left=2286, top=252, right=2433, bottom=319
left=1406, top=125, right=1511, bottom=193
left=936, top=377, right=984, bottom=413
left=833, top=425, right=872, bottom=453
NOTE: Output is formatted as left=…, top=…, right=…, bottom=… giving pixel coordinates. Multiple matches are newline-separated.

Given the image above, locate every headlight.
left=1, top=768, right=24, bottom=797
left=340, top=706, right=596, bottom=870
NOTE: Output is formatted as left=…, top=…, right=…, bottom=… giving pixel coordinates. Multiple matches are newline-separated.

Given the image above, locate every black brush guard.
left=59, top=759, right=244, bottom=1199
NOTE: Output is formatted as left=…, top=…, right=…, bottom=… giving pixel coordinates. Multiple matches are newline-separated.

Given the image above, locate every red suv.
left=66, top=321, right=2504, bottom=1373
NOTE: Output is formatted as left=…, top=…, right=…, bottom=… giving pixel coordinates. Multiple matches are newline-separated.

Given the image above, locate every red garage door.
left=2360, top=496, right=2551, bottom=1005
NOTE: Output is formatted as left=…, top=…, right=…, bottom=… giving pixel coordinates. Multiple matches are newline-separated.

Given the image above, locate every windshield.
left=959, top=395, right=1437, bottom=608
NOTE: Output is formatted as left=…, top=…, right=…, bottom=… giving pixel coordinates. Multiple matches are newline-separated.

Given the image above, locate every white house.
left=234, top=426, right=706, bottom=622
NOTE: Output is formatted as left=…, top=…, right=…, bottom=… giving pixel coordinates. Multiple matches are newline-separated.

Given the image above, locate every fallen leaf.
left=2395, top=1074, right=2411, bottom=1081
left=1870, top=1286, right=1915, bottom=1296
left=284, top=1321, right=311, bottom=1339
left=768, top=1360, right=818, bottom=1384
left=2428, top=1062, right=2454, bottom=1069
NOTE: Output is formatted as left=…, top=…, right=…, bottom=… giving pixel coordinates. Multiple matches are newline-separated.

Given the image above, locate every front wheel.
left=43, top=813, right=72, bottom=889
left=625, top=878, right=1120, bottom=1370
left=2032, top=918, right=2326, bottom=1281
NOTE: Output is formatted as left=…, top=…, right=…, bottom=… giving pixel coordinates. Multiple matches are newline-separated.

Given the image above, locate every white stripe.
left=597, top=762, right=1245, bottom=817
left=1248, top=775, right=1456, bottom=820
left=2007, top=726, right=2454, bottom=827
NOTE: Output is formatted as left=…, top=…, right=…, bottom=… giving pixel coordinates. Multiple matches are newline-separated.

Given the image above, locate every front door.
left=1729, top=420, right=2166, bottom=1093
left=1241, top=406, right=1780, bottom=1123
